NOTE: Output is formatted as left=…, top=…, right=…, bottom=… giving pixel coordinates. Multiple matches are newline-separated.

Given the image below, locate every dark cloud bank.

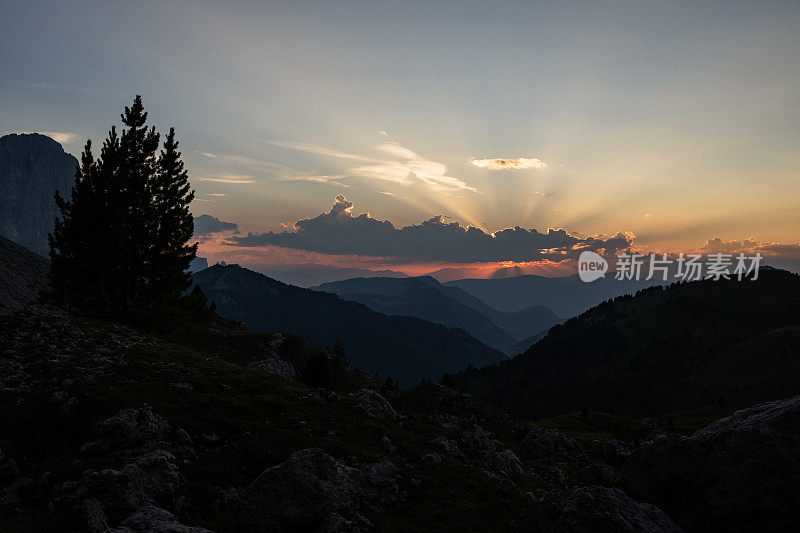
left=194, top=214, right=239, bottom=237
left=232, top=195, right=632, bottom=263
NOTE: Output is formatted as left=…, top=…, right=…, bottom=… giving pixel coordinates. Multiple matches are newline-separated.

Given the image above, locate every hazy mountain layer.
left=192, top=265, right=507, bottom=385
left=313, top=276, right=561, bottom=353
left=446, top=274, right=666, bottom=317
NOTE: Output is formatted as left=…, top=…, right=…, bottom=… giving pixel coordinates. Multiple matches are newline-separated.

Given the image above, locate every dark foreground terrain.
left=1, top=304, right=798, bottom=531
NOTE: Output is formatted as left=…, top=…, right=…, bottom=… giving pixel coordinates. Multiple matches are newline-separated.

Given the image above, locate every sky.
left=3, top=1, right=800, bottom=278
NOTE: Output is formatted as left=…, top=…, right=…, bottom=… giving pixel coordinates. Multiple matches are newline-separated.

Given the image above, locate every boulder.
left=238, top=448, right=402, bottom=532
left=81, top=406, right=172, bottom=457
left=520, top=426, right=584, bottom=462
left=428, top=437, right=466, bottom=461
left=54, top=450, right=181, bottom=526
left=483, top=449, right=523, bottom=476
left=349, top=389, right=401, bottom=421
left=108, top=505, right=212, bottom=532
left=620, top=395, right=800, bottom=531
left=535, top=486, right=682, bottom=532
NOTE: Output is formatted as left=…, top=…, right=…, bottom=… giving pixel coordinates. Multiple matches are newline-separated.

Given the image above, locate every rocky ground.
left=0, top=305, right=797, bottom=531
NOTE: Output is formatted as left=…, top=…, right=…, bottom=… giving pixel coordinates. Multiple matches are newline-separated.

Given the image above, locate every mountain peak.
left=0, top=133, right=78, bottom=256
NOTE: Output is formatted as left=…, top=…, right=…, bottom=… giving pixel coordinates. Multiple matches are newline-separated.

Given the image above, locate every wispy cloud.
left=198, top=151, right=282, bottom=169
left=282, top=173, right=350, bottom=187
left=471, top=157, right=548, bottom=170
left=376, top=141, right=419, bottom=159
left=206, top=193, right=227, bottom=197
left=271, top=139, right=479, bottom=194
left=13, top=131, right=77, bottom=144
left=350, top=162, right=412, bottom=185
left=355, top=141, right=478, bottom=193
left=42, top=131, right=77, bottom=144
left=378, top=191, right=400, bottom=198
left=196, top=174, right=256, bottom=184
left=269, top=141, right=381, bottom=163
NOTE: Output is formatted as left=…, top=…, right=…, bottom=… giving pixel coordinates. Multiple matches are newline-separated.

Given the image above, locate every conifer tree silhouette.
left=50, top=96, right=197, bottom=314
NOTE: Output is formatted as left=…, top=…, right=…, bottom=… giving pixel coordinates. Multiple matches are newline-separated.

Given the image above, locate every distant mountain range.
left=455, top=270, right=800, bottom=418
left=191, top=265, right=507, bottom=385
left=313, top=276, right=561, bottom=354
left=0, top=133, right=78, bottom=257
left=446, top=274, right=667, bottom=317
left=255, top=264, right=408, bottom=288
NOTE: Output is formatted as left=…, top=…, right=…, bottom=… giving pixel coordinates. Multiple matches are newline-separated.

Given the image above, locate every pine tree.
left=50, top=96, right=197, bottom=315
left=117, top=96, right=160, bottom=309
left=50, top=140, right=102, bottom=304
left=147, top=128, right=197, bottom=302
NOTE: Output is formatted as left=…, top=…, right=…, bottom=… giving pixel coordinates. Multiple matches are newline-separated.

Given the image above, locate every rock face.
left=238, top=448, right=403, bottom=532
left=620, top=396, right=800, bottom=531
left=0, top=133, right=77, bottom=256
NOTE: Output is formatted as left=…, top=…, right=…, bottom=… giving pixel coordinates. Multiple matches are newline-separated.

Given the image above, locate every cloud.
left=350, top=162, right=412, bottom=185
left=269, top=141, right=380, bottom=163
left=231, top=195, right=632, bottom=263
left=193, top=214, right=239, bottom=236
left=355, top=141, right=478, bottom=193
left=701, top=237, right=759, bottom=253
left=376, top=141, right=420, bottom=159
left=41, top=131, right=77, bottom=144
left=13, top=131, right=77, bottom=144
left=206, top=193, right=227, bottom=197
left=280, top=173, right=349, bottom=186
left=197, top=151, right=280, bottom=169
left=471, top=157, right=548, bottom=170
left=272, top=139, right=478, bottom=194
left=533, top=191, right=553, bottom=198
left=196, top=174, right=256, bottom=184
left=378, top=191, right=400, bottom=198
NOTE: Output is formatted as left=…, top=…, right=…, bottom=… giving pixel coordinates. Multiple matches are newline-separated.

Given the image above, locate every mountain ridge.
left=454, top=270, right=800, bottom=418
left=192, top=265, right=508, bottom=385
left=0, top=133, right=77, bottom=256
left=313, top=275, right=561, bottom=353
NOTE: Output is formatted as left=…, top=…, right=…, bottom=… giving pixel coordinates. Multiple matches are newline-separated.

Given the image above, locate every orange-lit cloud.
left=471, top=157, right=547, bottom=170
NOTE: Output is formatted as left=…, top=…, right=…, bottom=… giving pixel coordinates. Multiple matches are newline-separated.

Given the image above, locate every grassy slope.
left=0, top=312, right=551, bottom=532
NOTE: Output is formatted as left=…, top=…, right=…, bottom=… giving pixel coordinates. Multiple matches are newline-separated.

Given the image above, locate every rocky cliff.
left=0, top=133, right=78, bottom=256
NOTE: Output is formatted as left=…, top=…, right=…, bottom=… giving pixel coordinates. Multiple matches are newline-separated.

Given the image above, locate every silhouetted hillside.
left=192, top=266, right=507, bottom=385
left=314, top=276, right=561, bottom=353
left=455, top=271, right=800, bottom=418
left=0, top=233, right=48, bottom=314
left=446, top=274, right=665, bottom=317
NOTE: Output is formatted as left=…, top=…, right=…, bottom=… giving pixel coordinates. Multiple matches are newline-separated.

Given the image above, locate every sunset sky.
left=3, top=1, right=800, bottom=277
